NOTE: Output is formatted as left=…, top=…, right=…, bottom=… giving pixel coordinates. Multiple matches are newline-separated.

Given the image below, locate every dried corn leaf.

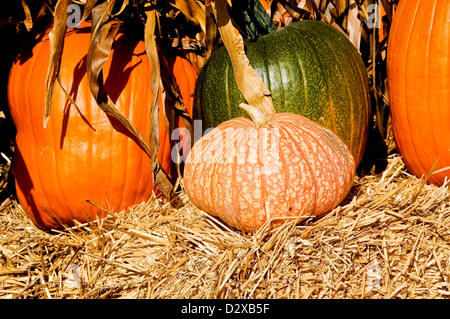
left=211, top=0, right=275, bottom=115
left=144, top=8, right=161, bottom=129
left=111, top=0, right=129, bottom=18
left=87, top=1, right=121, bottom=107
left=44, top=0, right=70, bottom=128
left=20, top=0, right=33, bottom=31
left=170, top=0, right=206, bottom=34
left=80, top=0, right=99, bottom=23
left=335, top=0, right=347, bottom=18
left=205, top=2, right=218, bottom=58
left=379, top=0, right=392, bottom=21
left=316, top=0, right=328, bottom=13
left=86, top=1, right=160, bottom=194
left=347, top=0, right=361, bottom=50
left=143, top=7, right=177, bottom=200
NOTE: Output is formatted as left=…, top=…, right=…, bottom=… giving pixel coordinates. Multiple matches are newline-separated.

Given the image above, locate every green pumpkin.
left=193, top=20, right=371, bottom=165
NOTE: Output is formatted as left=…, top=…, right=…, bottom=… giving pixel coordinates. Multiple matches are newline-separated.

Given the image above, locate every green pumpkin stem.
left=239, top=103, right=269, bottom=126
left=229, top=0, right=277, bottom=38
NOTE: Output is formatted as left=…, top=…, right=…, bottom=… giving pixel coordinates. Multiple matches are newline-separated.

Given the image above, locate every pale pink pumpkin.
left=184, top=104, right=355, bottom=232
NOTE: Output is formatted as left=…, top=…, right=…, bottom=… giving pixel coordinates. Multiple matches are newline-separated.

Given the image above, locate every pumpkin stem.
left=212, top=0, right=276, bottom=116
left=229, top=0, right=277, bottom=39
left=239, top=103, right=269, bottom=126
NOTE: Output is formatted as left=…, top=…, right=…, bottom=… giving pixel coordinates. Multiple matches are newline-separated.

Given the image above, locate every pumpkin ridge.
left=281, top=120, right=318, bottom=216
left=106, top=96, right=115, bottom=213
left=270, top=37, right=287, bottom=110
left=425, top=0, right=440, bottom=171
left=230, top=126, right=245, bottom=228
left=259, top=36, right=272, bottom=105
left=208, top=132, right=223, bottom=216
left=54, top=86, right=77, bottom=223
left=287, top=114, right=351, bottom=211
left=52, top=98, right=71, bottom=224
left=290, top=29, right=319, bottom=118
left=292, top=41, right=308, bottom=115
left=286, top=24, right=336, bottom=131
left=245, top=125, right=270, bottom=229
left=303, top=28, right=337, bottom=134
left=83, top=55, right=95, bottom=217
left=116, top=62, right=132, bottom=211
left=405, top=0, right=431, bottom=177
left=87, top=79, right=96, bottom=217
left=224, top=62, right=233, bottom=121
left=339, top=36, right=371, bottom=163
left=343, top=37, right=370, bottom=164
left=207, top=127, right=228, bottom=217
left=311, top=127, right=343, bottom=209
left=30, top=42, right=64, bottom=226
left=298, top=122, right=341, bottom=208
left=225, top=123, right=249, bottom=228
left=122, top=45, right=139, bottom=210
left=402, top=2, right=429, bottom=177
left=305, top=24, right=355, bottom=148
left=58, top=35, right=91, bottom=221
left=304, top=119, right=344, bottom=208
left=308, top=22, right=369, bottom=164
left=124, top=46, right=147, bottom=209
left=435, top=1, right=450, bottom=180
left=271, top=123, right=290, bottom=221
left=330, top=38, right=362, bottom=158
left=261, top=171, right=271, bottom=228
left=63, top=37, right=98, bottom=221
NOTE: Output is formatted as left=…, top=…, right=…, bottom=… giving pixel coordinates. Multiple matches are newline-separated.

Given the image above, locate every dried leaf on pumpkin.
left=44, top=0, right=70, bottom=127
left=211, top=0, right=275, bottom=116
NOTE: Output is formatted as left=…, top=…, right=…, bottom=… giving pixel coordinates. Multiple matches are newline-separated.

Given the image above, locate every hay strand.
left=1, top=154, right=450, bottom=299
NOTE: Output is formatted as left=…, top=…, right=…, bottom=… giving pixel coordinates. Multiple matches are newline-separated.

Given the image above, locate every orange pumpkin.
left=7, top=24, right=197, bottom=230
left=387, top=0, right=450, bottom=186
left=183, top=103, right=355, bottom=232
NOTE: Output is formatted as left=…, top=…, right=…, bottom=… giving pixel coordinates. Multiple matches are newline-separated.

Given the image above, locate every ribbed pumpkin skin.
left=387, top=0, right=449, bottom=186
left=194, top=20, right=371, bottom=165
left=7, top=25, right=197, bottom=230
left=184, top=112, right=355, bottom=232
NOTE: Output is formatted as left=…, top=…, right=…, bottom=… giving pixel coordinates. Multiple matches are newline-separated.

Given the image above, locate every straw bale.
left=0, top=154, right=449, bottom=299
